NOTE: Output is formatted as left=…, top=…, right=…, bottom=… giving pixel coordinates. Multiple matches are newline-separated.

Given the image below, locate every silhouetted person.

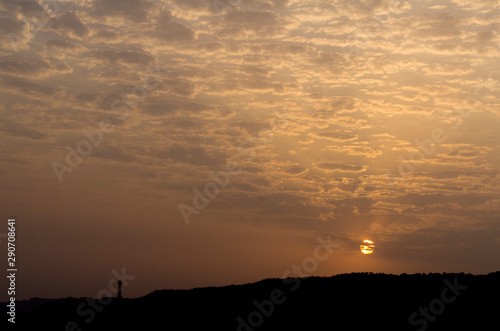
left=117, top=280, right=122, bottom=300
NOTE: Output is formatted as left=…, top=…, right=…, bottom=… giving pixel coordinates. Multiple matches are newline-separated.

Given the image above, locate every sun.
left=360, top=240, right=375, bottom=254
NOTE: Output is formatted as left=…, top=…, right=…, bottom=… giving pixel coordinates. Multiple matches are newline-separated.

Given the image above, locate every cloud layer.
left=0, top=0, right=498, bottom=299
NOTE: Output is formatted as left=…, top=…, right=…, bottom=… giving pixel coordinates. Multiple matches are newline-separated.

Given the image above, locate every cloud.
left=155, top=10, right=196, bottom=43
left=311, top=51, right=348, bottom=66
left=171, top=119, right=206, bottom=130
left=45, top=38, right=83, bottom=52
left=0, top=120, right=46, bottom=140
left=0, top=75, right=57, bottom=95
left=48, top=12, right=90, bottom=38
left=0, top=56, right=52, bottom=77
left=75, top=92, right=101, bottom=103
left=330, top=197, right=374, bottom=215
left=313, top=131, right=358, bottom=141
left=88, top=49, right=155, bottom=66
left=419, top=171, right=497, bottom=179
left=0, top=14, right=25, bottom=39
left=286, top=165, right=306, bottom=174
left=170, top=0, right=213, bottom=13
left=158, top=78, right=197, bottom=97
left=155, top=146, right=226, bottom=167
left=93, top=145, right=141, bottom=163
left=232, top=121, right=272, bottom=135
left=216, top=10, right=290, bottom=38
left=316, top=163, right=365, bottom=172
left=0, top=0, right=47, bottom=18
left=450, top=0, right=499, bottom=11
left=406, top=14, right=465, bottom=41
left=0, top=55, right=74, bottom=80
left=92, top=0, right=158, bottom=22
left=141, top=100, right=210, bottom=116
left=393, top=193, right=496, bottom=207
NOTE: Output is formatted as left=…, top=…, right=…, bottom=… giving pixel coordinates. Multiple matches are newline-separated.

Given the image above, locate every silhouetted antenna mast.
left=117, top=280, right=123, bottom=299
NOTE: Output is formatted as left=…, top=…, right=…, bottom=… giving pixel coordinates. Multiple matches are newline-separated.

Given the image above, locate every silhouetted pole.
left=117, top=280, right=122, bottom=300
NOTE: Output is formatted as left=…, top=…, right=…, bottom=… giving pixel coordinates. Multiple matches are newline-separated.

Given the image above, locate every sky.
left=0, top=0, right=499, bottom=301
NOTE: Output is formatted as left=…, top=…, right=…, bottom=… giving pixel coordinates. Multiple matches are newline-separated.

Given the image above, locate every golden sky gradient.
left=0, top=0, right=499, bottom=300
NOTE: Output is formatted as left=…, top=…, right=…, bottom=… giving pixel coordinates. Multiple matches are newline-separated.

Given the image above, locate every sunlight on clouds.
left=0, top=0, right=499, bottom=292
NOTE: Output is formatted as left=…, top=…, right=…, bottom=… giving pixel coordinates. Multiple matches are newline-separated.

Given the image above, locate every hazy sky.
left=0, top=0, right=499, bottom=300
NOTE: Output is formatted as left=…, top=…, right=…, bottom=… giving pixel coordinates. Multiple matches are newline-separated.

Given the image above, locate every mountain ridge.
left=3, top=272, right=499, bottom=330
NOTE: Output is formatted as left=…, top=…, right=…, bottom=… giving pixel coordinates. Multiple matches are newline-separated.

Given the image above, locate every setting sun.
left=360, top=240, right=375, bottom=255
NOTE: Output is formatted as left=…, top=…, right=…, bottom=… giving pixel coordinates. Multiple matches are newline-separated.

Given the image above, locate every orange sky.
left=0, top=0, right=499, bottom=300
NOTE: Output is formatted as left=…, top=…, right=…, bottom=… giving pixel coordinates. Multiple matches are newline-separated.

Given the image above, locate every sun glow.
left=360, top=240, right=375, bottom=255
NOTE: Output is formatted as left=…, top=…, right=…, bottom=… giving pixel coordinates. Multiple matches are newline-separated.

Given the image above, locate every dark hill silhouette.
left=3, top=272, right=499, bottom=330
